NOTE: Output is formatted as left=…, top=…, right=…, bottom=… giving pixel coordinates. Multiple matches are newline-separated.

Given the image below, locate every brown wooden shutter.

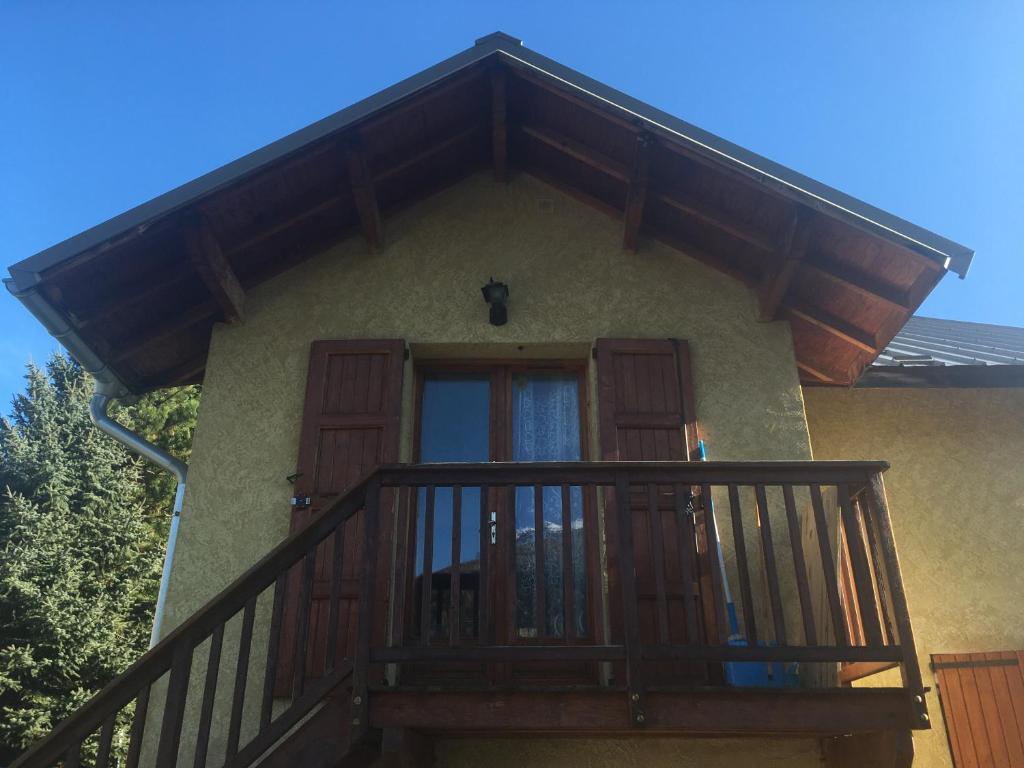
left=595, top=339, right=719, bottom=682
left=933, top=652, right=1024, bottom=767
left=276, top=339, right=405, bottom=694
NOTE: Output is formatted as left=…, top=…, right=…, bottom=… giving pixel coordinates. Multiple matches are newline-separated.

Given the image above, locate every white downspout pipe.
left=89, top=383, right=187, bottom=647
left=7, top=281, right=188, bottom=647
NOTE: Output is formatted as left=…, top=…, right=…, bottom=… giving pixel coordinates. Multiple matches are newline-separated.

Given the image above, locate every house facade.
left=6, top=33, right=1022, bottom=768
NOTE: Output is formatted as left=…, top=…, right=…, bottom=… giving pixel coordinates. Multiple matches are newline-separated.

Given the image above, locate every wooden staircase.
left=9, top=475, right=384, bottom=768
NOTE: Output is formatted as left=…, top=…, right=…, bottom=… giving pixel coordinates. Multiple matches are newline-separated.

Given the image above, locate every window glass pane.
left=511, top=373, right=587, bottom=638
left=420, top=374, right=490, bottom=463
left=415, top=375, right=488, bottom=641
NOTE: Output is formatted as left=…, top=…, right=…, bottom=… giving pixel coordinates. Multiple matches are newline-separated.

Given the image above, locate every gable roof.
left=5, top=31, right=975, bottom=395
left=858, top=317, right=1024, bottom=387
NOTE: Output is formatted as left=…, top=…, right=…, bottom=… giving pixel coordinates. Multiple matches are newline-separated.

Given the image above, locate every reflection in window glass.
left=415, top=375, right=488, bottom=640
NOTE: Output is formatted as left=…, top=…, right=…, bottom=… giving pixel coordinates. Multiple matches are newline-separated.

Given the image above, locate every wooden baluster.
left=674, top=483, right=700, bottom=645
left=259, top=574, right=287, bottom=732
left=838, top=485, right=883, bottom=646
left=420, top=486, right=435, bottom=645
left=194, top=623, right=225, bottom=768
left=125, top=685, right=150, bottom=768
left=615, top=474, right=646, bottom=725
left=561, top=483, right=576, bottom=643
left=290, top=550, right=317, bottom=698
left=782, top=484, right=817, bottom=646
left=534, top=484, right=547, bottom=638
left=478, top=487, right=490, bottom=644
left=351, top=477, right=381, bottom=740
left=389, top=486, right=410, bottom=658
left=727, top=484, right=758, bottom=645
left=449, top=486, right=462, bottom=646
left=325, top=522, right=347, bottom=671
left=864, top=473, right=926, bottom=711
left=754, top=485, right=787, bottom=646
left=506, top=486, right=517, bottom=643
left=648, top=484, right=670, bottom=645
left=155, top=642, right=193, bottom=768
left=585, top=484, right=604, bottom=640
left=63, top=743, right=81, bottom=768
left=95, top=714, right=115, bottom=768
left=810, top=484, right=847, bottom=646
left=700, top=483, right=729, bottom=643
left=225, top=596, right=257, bottom=760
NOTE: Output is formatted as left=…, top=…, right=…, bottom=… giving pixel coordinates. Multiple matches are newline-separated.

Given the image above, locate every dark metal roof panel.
left=875, top=316, right=1024, bottom=368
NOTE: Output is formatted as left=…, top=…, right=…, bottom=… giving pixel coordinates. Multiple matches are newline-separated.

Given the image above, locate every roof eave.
left=7, top=30, right=974, bottom=287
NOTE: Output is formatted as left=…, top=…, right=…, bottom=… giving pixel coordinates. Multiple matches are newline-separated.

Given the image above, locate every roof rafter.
left=520, top=123, right=629, bottom=181
left=797, top=361, right=838, bottom=384
left=788, top=302, right=879, bottom=355
left=112, top=302, right=218, bottom=363
left=802, top=257, right=912, bottom=312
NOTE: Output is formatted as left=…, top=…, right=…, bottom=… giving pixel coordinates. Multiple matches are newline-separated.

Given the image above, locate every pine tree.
left=0, top=354, right=198, bottom=762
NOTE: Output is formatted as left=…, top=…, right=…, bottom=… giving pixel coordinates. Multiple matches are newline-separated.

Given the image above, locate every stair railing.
left=10, top=475, right=373, bottom=768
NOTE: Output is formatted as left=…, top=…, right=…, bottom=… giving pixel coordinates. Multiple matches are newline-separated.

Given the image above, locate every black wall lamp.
left=481, top=278, right=509, bottom=326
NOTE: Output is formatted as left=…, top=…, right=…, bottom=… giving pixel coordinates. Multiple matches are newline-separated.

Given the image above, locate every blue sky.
left=2, top=2, right=1023, bottom=405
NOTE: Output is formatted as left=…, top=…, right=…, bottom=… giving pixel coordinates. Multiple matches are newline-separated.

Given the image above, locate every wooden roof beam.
left=622, top=134, right=652, bottom=251
left=797, top=361, right=838, bottom=384
left=346, top=136, right=383, bottom=253
left=141, top=355, right=208, bottom=390
left=374, top=125, right=485, bottom=186
left=788, top=302, right=879, bottom=355
left=801, top=257, right=912, bottom=312
left=654, top=192, right=775, bottom=252
left=759, top=210, right=808, bottom=321
left=112, top=302, right=218, bottom=363
left=185, top=214, right=245, bottom=323
left=491, top=68, right=508, bottom=182
left=519, top=123, right=629, bottom=181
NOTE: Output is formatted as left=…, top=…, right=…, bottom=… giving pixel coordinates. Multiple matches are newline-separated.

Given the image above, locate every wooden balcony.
left=11, top=461, right=927, bottom=768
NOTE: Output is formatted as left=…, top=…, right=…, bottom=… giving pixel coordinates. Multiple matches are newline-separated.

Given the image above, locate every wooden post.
left=155, top=642, right=193, bottom=768
left=865, top=473, right=928, bottom=726
left=352, top=477, right=382, bottom=740
left=615, top=474, right=646, bottom=725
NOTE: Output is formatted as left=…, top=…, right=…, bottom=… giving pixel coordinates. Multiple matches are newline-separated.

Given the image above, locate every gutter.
left=5, top=280, right=186, bottom=646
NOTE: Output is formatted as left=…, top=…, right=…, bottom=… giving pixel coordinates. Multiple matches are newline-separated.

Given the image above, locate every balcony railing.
left=11, top=461, right=926, bottom=768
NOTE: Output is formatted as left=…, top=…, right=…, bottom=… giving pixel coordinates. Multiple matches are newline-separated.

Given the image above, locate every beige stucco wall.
left=153, top=171, right=816, bottom=765
left=804, top=387, right=1024, bottom=768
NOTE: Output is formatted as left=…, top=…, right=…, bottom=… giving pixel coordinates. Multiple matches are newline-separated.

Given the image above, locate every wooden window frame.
left=404, top=358, right=602, bottom=656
